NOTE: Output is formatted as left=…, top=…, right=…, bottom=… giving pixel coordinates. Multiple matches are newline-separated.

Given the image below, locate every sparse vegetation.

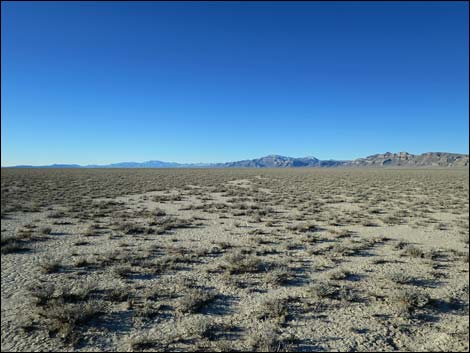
left=38, top=257, right=63, bottom=274
left=1, top=168, right=468, bottom=351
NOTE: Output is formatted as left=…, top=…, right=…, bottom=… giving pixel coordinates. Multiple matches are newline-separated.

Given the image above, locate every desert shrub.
left=254, top=297, right=289, bottom=323
left=306, top=281, right=337, bottom=299
left=462, top=233, right=469, bottom=245
left=214, top=241, right=232, bottom=250
left=73, top=256, right=97, bottom=268
left=127, top=335, right=161, bottom=351
left=39, top=226, right=52, bottom=235
left=148, top=216, right=193, bottom=233
left=388, top=272, right=414, bottom=284
left=30, top=282, right=94, bottom=306
left=133, top=300, right=161, bottom=321
left=56, top=283, right=95, bottom=303
left=113, top=264, right=133, bottom=278
left=38, top=257, right=62, bottom=274
left=36, top=299, right=104, bottom=344
left=106, top=285, right=131, bottom=302
left=177, top=288, right=218, bottom=313
left=246, top=322, right=290, bottom=352
left=83, top=225, right=100, bottom=237
left=287, top=222, right=320, bottom=233
left=154, top=208, right=166, bottom=216
left=1, top=239, right=27, bottom=254
left=180, top=315, right=217, bottom=340
left=330, top=229, right=354, bottom=238
left=328, top=269, right=352, bottom=281
left=402, top=245, right=424, bottom=258
left=381, top=215, right=404, bottom=225
left=117, top=222, right=146, bottom=235
left=222, top=252, right=267, bottom=274
left=434, top=222, right=449, bottom=231
left=1, top=229, right=34, bottom=254
left=48, top=211, right=66, bottom=219
left=361, top=220, right=379, bottom=227
left=391, top=289, right=430, bottom=315
left=264, top=266, right=293, bottom=286
left=394, top=241, right=408, bottom=250
left=30, top=283, right=56, bottom=306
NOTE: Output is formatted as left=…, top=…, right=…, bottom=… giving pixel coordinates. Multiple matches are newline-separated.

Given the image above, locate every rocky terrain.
left=350, top=152, right=469, bottom=168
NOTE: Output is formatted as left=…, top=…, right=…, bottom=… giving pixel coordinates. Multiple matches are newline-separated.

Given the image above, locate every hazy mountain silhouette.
left=5, top=152, right=468, bottom=168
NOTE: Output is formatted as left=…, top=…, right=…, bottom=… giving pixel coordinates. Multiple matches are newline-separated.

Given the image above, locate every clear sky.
left=1, top=1, right=469, bottom=166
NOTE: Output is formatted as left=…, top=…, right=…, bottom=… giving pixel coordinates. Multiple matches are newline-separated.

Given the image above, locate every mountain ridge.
left=4, top=152, right=469, bottom=168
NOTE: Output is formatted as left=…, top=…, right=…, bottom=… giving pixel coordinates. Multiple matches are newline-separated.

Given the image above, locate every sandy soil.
left=1, top=169, right=469, bottom=352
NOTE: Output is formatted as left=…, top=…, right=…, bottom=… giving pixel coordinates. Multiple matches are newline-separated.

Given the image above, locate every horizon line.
left=2, top=150, right=469, bottom=168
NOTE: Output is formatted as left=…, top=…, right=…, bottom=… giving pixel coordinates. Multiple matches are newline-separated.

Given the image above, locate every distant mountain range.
left=6, top=152, right=469, bottom=169
left=348, top=152, right=469, bottom=167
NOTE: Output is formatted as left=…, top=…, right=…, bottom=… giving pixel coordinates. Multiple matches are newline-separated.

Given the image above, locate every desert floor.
left=1, top=168, right=469, bottom=352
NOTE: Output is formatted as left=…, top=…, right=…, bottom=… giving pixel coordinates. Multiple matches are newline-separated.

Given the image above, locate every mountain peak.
left=5, top=152, right=468, bottom=169
left=263, top=154, right=287, bottom=158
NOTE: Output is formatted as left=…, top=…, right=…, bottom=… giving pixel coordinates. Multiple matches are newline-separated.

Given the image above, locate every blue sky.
left=1, top=1, right=468, bottom=166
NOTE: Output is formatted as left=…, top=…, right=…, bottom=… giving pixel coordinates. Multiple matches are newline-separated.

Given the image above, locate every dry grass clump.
left=387, top=272, right=414, bottom=285
left=390, top=289, right=430, bottom=316
left=48, top=211, right=66, bottom=219
left=153, top=193, right=183, bottom=203
left=253, top=297, right=289, bottom=323
left=39, top=226, right=52, bottom=235
left=462, top=233, right=469, bottom=245
left=73, top=255, right=97, bottom=268
left=287, top=222, right=321, bottom=233
left=106, top=284, right=132, bottom=302
left=394, top=240, right=408, bottom=250
left=214, top=241, right=233, bottom=250
left=83, top=224, right=101, bottom=237
left=126, top=334, right=163, bottom=351
left=112, top=264, right=133, bottom=278
left=1, top=226, right=40, bottom=254
left=29, top=281, right=103, bottom=345
left=153, top=207, right=167, bottom=216
left=328, top=269, right=353, bottom=281
left=330, top=228, right=354, bottom=238
left=297, top=233, right=322, bottom=246
left=38, top=257, right=63, bottom=274
left=328, top=240, right=371, bottom=257
left=148, top=215, right=194, bottom=233
left=37, top=300, right=104, bottom=344
left=367, top=207, right=383, bottom=215
left=306, top=281, right=337, bottom=299
left=30, top=282, right=95, bottom=306
left=116, top=221, right=147, bottom=235
left=246, top=322, right=291, bottom=352
left=381, top=215, right=405, bottom=225
left=264, top=265, right=293, bottom=286
left=30, top=283, right=56, bottom=306
left=434, top=222, right=449, bottom=231
left=179, top=315, right=219, bottom=340
left=133, top=300, right=162, bottom=321
left=177, top=288, right=218, bottom=313
left=57, top=283, right=96, bottom=302
left=361, top=220, right=380, bottom=227
left=1, top=234, right=28, bottom=254
left=221, top=252, right=268, bottom=274
left=402, top=245, right=425, bottom=258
